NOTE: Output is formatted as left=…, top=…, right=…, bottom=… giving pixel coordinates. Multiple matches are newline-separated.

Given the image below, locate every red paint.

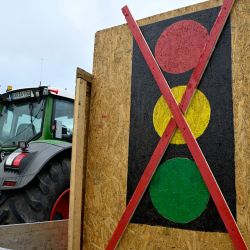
left=49, top=89, right=59, bottom=94
left=96, top=124, right=103, bottom=129
left=50, top=188, right=70, bottom=220
left=106, top=1, right=248, bottom=250
left=12, top=153, right=28, bottom=168
left=3, top=181, right=16, bottom=187
left=155, top=20, right=209, bottom=74
left=102, top=114, right=109, bottom=119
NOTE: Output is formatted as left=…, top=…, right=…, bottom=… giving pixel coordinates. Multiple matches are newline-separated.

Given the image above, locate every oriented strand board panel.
left=83, top=0, right=250, bottom=249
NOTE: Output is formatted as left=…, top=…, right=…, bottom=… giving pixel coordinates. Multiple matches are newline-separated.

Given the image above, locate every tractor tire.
left=0, top=155, right=71, bottom=225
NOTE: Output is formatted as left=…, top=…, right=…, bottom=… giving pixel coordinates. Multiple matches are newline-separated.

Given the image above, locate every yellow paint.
left=153, top=85, right=211, bottom=144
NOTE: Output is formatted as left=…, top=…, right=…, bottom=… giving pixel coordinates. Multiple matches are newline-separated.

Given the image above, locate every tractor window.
left=16, top=114, right=42, bottom=134
left=53, top=98, right=74, bottom=141
left=0, top=99, right=45, bottom=147
left=2, top=110, right=13, bottom=137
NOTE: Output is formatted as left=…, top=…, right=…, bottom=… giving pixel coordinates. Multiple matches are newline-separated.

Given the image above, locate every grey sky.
left=0, top=0, right=204, bottom=92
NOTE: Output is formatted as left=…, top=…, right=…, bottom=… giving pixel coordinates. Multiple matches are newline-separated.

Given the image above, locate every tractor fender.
left=0, top=141, right=72, bottom=190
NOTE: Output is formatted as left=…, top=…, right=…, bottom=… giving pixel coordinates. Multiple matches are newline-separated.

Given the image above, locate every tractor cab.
left=0, top=86, right=74, bottom=161
left=0, top=86, right=74, bottom=224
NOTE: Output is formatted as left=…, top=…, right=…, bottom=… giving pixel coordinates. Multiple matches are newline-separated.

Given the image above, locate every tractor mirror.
left=53, top=120, right=72, bottom=141
left=53, top=120, right=63, bottom=139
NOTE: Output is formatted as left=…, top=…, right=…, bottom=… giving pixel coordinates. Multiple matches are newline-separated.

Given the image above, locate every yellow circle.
left=153, top=85, right=211, bottom=144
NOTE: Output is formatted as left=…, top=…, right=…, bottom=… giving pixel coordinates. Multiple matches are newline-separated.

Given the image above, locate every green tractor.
left=0, top=86, right=74, bottom=224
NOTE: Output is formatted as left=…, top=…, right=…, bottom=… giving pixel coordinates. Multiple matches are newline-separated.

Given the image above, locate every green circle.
left=149, top=158, right=209, bottom=223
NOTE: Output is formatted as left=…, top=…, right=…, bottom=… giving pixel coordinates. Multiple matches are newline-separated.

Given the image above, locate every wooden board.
left=81, top=0, right=250, bottom=249
left=0, top=220, right=68, bottom=250
left=68, top=68, right=92, bottom=250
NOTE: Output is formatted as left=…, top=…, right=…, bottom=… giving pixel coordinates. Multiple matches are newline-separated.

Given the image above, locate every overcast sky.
left=0, top=0, right=205, bottom=92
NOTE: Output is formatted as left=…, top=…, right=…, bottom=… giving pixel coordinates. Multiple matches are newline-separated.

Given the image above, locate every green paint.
left=0, top=147, right=16, bottom=153
left=39, top=96, right=54, bottom=140
left=33, top=140, right=71, bottom=146
left=149, top=158, right=209, bottom=223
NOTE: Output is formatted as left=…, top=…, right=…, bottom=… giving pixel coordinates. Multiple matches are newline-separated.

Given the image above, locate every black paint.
left=127, top=7, right=235, bottom=232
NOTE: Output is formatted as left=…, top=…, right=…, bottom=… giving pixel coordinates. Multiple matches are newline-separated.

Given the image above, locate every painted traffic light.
left=127, top=6, right=235, bottom=232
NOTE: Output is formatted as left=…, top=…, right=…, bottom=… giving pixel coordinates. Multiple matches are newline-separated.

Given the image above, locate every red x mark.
left=106, top=1, right=248, bottom=249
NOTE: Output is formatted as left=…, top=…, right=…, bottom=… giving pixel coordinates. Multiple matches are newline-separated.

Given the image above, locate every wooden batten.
left=0, top=220, right=68, bottom=249
left=76, top=67, right=94, bottom=84
left=68, top=68, right=92, bottom=250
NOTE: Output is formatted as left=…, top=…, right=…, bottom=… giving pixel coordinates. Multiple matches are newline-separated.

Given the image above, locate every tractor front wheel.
left=0, top=155, right=71, bottom=224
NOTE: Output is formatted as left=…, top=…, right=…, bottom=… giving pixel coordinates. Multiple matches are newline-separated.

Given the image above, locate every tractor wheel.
left=0, top=155, right=71, bottom=224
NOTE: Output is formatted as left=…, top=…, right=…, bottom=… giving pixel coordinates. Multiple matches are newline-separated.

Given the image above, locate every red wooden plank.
left=106, top=1, right=248, bottom=250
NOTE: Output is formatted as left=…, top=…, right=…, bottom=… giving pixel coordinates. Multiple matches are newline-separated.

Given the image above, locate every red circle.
left=155, top=20, right=208, bottom=74
left=50, top=188, right=70, bottom=220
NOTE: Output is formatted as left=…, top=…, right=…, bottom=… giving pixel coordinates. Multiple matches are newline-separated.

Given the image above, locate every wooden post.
left=68, top=68, right=92, bottom=250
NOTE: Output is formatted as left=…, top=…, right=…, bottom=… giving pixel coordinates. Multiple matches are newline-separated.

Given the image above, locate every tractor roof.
left=0, top=86, right=74, bottom=103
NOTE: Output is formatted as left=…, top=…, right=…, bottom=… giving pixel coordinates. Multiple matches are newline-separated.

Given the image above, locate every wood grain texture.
left=83, top=24, right=132, bottom=250
left=77, top=67, right=94, bottom=84
left=68, top=71, right=91, bottom=250
left=0, top=220, right=68, bottom=250
left=231, top=0, right=250, bottom=247
left=81, top=0, right=250, bottom=249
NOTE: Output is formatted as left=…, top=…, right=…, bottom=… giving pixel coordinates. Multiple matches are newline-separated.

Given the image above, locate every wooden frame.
left=68, top=68, right=92, bottom=250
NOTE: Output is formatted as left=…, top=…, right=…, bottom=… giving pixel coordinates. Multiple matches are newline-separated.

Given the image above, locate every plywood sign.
left=128, top=6, right=234, bottom=232
left=82, top=0, right=250, bottom=249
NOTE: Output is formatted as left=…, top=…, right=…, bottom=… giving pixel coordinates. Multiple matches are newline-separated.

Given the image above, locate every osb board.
left=82, top=0, right=250, bottom=249
left=0, top=220, right=68, bottom=250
